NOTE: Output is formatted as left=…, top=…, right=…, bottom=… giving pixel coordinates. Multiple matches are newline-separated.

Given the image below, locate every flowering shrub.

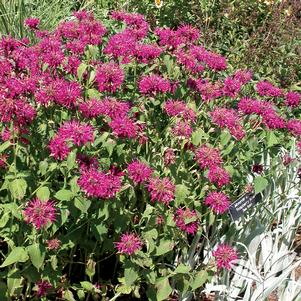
left=0, top=9, right=300, bottom=300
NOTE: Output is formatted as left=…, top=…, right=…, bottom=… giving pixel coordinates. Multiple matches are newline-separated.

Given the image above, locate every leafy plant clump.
left=0, top=9, right=300, bottom=301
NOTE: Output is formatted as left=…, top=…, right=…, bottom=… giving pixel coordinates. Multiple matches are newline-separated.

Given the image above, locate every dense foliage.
left=0, top=8, right=300, bottom=301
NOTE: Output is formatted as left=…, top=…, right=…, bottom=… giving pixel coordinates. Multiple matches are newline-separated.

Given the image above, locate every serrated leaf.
left=190, top=270, right=208, bottom=290
left=1, top=247, right=28, bottom=267
left=80, top=281, right=94, bottom=291
left=0, top=141, right=11, bottom=153
left=36, top=186, right=50, bottom=201
left=156, top=277, right=172, bottom=301
left=27, top=244, right=45, bottom=270
left=191, top=129, right=205, bottom=146
left=67, top=151, right=77, bottom=170
left=74, top=197, right=91, bottom=214
left=155, top=239, right=174, bottom=256
left=77, top=63, right=88, bottom=81
left=55, top=189, right=73, bottom=201
left=174, top=264, right=191, bottom=274
left=254, top=176, right=269, bottom=194
left=175, top=184, right=189, bottom=205
left=64, top=290, right=76, bottom=301
left=125, top=266, right=138, bottom=286
left=9, top=179, right=27, bottom=200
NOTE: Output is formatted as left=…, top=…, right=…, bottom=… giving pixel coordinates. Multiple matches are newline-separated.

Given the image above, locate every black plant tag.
left=229, top=192, right=262, bottom=221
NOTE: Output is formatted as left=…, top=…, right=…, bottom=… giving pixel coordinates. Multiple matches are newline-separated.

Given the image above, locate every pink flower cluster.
left=256, top=80, right=283, bottom=97
left=78, top=169, right=122, bottom=199
left=127, top=160, right=153, bottom=184
left=96, top=62, right=125, bottom=93
left=148, top=177, right=175, bottom=205
left=210, top=107, right=246, bottom=140
left=115, top=232, right=143, bottom=255
left=23, top=198, right=56, bottom=229
left=49, top=120, right=94, bottom=160
left=204, top=191, right=230, bottom=214
left=174, top=208, right=199, bottom=234
left=139, top=74, right=171, bottom=95
left=195, top=145, right=223, bottom=169
left=164, top=100, right=196, bottom=122
left=213, top=244, right=238, bottom=270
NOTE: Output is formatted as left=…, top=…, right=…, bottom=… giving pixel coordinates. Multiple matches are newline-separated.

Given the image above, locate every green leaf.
left=36, top=186, right=50, bottom=201
left=190, top=270, right=208, bottom=290
left=254, top=176, right=269, bottom=194
left=267, top=131, right=279, bottom=147
left=9, top=179, right=27, bottom=200
left=0, top=141, right=11, bottom=153
left=7, top=269, right=22, bottom=297
left=0, top=212, right=10, bottom=228
left=155, top=239, right=174, bottom=256
left=116, top=285, right=132, bottom=294
left=174, top=264, right=191, bottom=274
left=1, top=247, right=28, bottom=267
left=175, top=184, right=189, bottom=206
left=64, top=290, right=76, bottom=301
left=191, top=129, right=205, bottom=146
left=86, top=259, right=96, bottom=281
left=124, top=266, right=139, bottom=286
left=220, top=131, right=232, bottom=146
left=156, top=277, right=172, bottom=301
left=74, top=197, right=91, bottom=214
left=55, top=189, right=73, bottom=201
left=77, top=63, right=88, bottom=81
left=27, top=244, right=45, bottom=270
left=80, top=281, right=94, bottom=292
left=67, top=151, right=77, bottom=170
left=39, top=160, right=48, bottom=175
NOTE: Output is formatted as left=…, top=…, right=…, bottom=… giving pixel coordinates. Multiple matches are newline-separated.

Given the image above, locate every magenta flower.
left=24, top=18, right=40, bottom=30
left=109, top=117, right=137, bottom=139
left=36, top=280, right=52, bottom=297
left=208, top=166, right=231, bottom=188
left=174, top=208, right=199, bottom=234
left=104, top=31, right=136, bottom=63
left=204, top=191, right=230, bottom=214
left=48, top=136, right=70, bottom=160
left=233, top=69, right=253, bottom=84
left=139, top=74, right=171, bottom=95
left=96, top=62, right=125, bottom=93
left=134, top=43, right=162, bottom=63
left=127, top=160, right=153, bottom=184
left=213, top=244, right=238, bottom=270
left=23, top=198, right=56, bottom=230
left=287, top=119, right=301, bottom=137
left=190, top=46, right=227, bottom=71
left=238, top=97, right=268, bottom=115
left=195, top=79, right=222, bottom=102
left=58, top=120, right=94, bottom=146
left=164, top=148, right=176, bottom=166
left=154, top=27, right=182, bottom=49
left=210, top=107, right=245, bottom=140
left=148, top=177, right=175, bottom=205
left=195, top=145, right=223, bottom=170
left=78, top=169, right=122, bottom=199
left=47, top=238, right=61, bottom=250
left=223, top=77, right=241, bottom=98
left=285, top=92, right=300, bottom=108
left=172, top=120, right=193, bottom=138
left=176, top=24, right=200, bottom=44
left=256, top=81, right=283, bottom=97
left=115, top=232, right=142, bottom=255
left=164, top=100, right=196, bottom=122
